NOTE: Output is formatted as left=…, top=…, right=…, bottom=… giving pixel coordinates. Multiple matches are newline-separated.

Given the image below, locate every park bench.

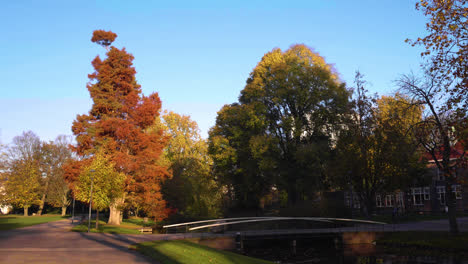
left=139, top=227, right=153, bottom=234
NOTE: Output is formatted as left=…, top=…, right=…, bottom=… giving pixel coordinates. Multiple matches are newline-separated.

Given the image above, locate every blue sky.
left=0, top=0, right=427, bottom=144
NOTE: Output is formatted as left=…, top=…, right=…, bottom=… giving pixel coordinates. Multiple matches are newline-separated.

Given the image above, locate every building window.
left=396, top=192, right=404, bottom=207
left=353, top=195, right=360, bottom=209
left=437, top=169, right=445, bottom=181
left=345, top=193, right=351, bottom=208
left=376, top=195, right=383, bottom=208
left=424, top=187, right=431, bottom=200
left=437, top=186, right=446, bottom=205
left=411, top=188, right=423, bottom=205
left=452, top=185, right=462, bottom=200
left=385, top=195, right=394, bottom=207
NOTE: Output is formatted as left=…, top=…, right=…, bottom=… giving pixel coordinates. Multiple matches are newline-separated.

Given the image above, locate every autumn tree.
left=408, top=0, right=468, bottom=114
left=75, top=151, right=125, bottom=228
left=210, top=45, right=350, bottom=209
left=374, top=93, right=426, bottom=189
left=156, top=111, right=221, bottom=220
left=240, top=45, right=349, bottom=205
left=4, top=160, right=42, bottom=216
left=44, top=136, right=74, bottom=216
left=69, top=30, right=169, bottom=225
left=398, top=72, right=466, bottom=234
left=2, top=131, right=42, bottom=216
left=0, top=145, right=8, bottom=213
left=209, top=103, right=274, bottom=210
left=332, top=73, right=424, bottom=216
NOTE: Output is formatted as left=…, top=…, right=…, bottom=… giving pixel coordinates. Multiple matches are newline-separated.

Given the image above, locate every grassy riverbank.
left=0, top=214, right=68, bottom=230
left=132, top=240, right=273, bottom=264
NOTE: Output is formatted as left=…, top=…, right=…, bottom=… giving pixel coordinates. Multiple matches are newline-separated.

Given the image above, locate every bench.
left=139, top=227, right=153, bottom=234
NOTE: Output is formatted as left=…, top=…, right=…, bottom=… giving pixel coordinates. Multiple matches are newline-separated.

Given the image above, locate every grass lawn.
left=132, top=240, right=273, bottom=264
left=0, top=214, right=68, bottom=231
left=123, top=217, right=155, bottom=227
left=377, top=231, right=468, bottom=251
left=71, top=219, right=145, bottom=234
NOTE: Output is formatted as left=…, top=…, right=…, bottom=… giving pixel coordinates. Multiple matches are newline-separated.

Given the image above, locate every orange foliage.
left=66, top=30, right=171, bottom=220
left=91, top=30, right=117, bottom=48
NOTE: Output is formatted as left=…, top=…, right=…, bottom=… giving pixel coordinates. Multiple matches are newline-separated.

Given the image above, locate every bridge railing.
left=162, top=217, right=387, bottom=234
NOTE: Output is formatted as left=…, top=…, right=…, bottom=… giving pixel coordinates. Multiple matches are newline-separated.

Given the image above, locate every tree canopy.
left=331, top=73, right=425, bottom=215
left=68, top=30, right=170, bottom=224
left=409, top=0, right=468, bottom=112
left=157, top=111, right=221, bottom=220
left=209, top=44, right=350, bottom=208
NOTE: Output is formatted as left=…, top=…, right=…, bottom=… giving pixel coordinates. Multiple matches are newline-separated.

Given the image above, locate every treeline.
left=0, top=132, right=72, bottom=216
left=0, top=31, right=221, bottom=223
left=208, top=46, right=427, bottom=216
left=0, top=1, right=466, bottom=235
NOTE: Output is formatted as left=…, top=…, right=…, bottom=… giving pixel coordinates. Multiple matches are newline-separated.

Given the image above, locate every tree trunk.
left=446, top=182, right=459, bottom=235
left=96, top=210, right=99, bottom=229
left=108, top=197, right=124, bottom=225
left=61, top=191, right=71, bottom=217
left=37, top=179, right=50, bottom=216
left=288, top=184, right=298, bottom=206
left=24, top=207, right=29, bottom=216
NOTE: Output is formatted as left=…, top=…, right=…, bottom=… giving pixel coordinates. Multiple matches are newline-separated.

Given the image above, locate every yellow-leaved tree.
left=75, top=151, right=125, bottom=228
left=154, top=111, right=221, bottom=220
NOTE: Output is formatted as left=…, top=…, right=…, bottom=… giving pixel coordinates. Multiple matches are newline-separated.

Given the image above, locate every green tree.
left=4, top=159, right=41, bottom=216
left=75, top=151, right=125, bottom=228
left=156, top=111, right=221, bottom=220
left=240, top=44, right=349, bottom=205
left=3, top=131, right=42, bottom=216
left=209, top=103, right=274, bottom=210
left=332, top=73, right=424, bottom=216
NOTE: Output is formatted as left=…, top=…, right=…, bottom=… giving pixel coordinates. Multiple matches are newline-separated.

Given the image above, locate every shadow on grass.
left=133, top=240, right=273, bottom=264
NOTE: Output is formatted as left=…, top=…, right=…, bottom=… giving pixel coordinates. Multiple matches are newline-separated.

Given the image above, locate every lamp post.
left=87, top=169, right=95, bottom=233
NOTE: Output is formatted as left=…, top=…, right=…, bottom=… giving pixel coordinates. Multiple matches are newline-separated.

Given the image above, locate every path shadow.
left=77, top=232, right=156, bottom=263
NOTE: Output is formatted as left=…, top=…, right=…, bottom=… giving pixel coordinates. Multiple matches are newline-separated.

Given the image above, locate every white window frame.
left=437, top=168, right=445, bottom=181
left=396, top=192, right=404, bottom=207
left=411, top=188, right=423, bottom=206
left=452, top=185, right=462, bottom=200
left=353, top=195, right=360, bottom=209
left=376, top=195, right=383, bottom=208
left=423, top=187, right=430, bottom=200
left=437, top=186, right=446, bottom=205
left=385, top=194, right=394, bottom=207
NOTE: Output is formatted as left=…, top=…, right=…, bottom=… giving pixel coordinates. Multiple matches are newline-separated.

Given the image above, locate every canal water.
left=239, top=238, right=468, bottom=263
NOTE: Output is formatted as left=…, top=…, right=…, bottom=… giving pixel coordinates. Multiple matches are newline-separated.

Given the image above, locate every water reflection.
left=241, top=239, right=468, bottom=264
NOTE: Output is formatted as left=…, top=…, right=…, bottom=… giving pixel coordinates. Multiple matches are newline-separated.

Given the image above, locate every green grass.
left=0, top=214, right=68, bottom=231
left=377, top=231, right=468, bottom=251
left=123, top=217, right=155, bottom=227
left=71, top=219, right=144, bottom=234
left=132, top=240, right=273, bottom=264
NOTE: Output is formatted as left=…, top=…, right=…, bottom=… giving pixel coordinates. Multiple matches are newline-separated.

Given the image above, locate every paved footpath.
left=0, top=219, right=162, bottom=264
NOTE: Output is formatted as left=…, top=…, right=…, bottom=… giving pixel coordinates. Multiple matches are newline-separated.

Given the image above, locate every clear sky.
left=0, top=0, right=427, bottom=145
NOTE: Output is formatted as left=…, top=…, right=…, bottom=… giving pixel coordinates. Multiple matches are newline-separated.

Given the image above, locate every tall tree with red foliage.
left=67, top=30, right=170, bottom=225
